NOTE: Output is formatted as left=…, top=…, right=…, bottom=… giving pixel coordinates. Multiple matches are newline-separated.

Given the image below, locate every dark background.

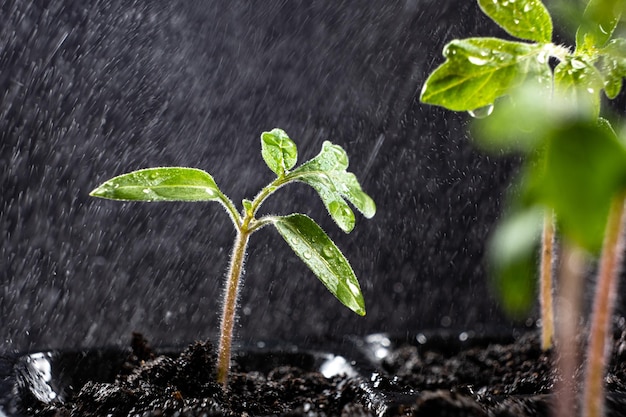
left=1, top=0, right=535, bottom=353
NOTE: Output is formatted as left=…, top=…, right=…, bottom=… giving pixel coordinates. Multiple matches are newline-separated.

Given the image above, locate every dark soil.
left=369, top=319, right=626, bottom=416
left=11, top=322, right=626, bottom=417
left=19, top=333, right=370, bottom=417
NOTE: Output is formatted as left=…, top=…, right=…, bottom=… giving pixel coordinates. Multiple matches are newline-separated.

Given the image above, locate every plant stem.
left=540, top=210, right=555, bottom=350
left=554, top=244, right=585, bottom=417
left=216, top=228, right=251, bottom=389
left=583, top=193, right=626, bottom=417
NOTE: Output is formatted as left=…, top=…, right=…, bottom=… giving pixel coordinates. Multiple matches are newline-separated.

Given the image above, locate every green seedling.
left=421, top=0, right=626, bottom=416
left=90, top=128, right=375, bottom=388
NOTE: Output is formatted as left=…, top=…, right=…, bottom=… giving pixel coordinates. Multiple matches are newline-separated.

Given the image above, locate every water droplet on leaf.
left=468, top=104, right=494, bottom=119
left=468, top=55, right=489, bottom=66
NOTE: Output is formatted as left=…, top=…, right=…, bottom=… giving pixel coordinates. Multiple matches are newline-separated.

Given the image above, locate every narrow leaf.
left=288, top=141, right=376, bottom=233
left=420, top=38, right=551, bottom=111
left=90, top=167, right=223, bottom=202
left=273, top=214, right=366, bottom=316
left=261, top=128, right=298, bottom=176
left=478, top=0, right=553, bottom=43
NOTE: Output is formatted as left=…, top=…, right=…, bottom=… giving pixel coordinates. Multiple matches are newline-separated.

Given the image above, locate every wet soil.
left=10, top=322, right=626, bottom=417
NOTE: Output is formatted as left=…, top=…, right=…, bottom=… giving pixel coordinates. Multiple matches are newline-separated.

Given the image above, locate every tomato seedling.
left=421, top=0, right=626, bottom=416
left=91, top=128, right=375, bottom=388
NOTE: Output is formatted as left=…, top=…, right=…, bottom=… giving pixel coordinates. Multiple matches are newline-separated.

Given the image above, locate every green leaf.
left=472, top=81, right=596, bottom=152
left=261, top=128, right=298, bottom=176
left=478, top=0, right=553, bottom=43
left=288, top=141, right=376, bottom=233
left=420, top=38, right=551, bottom=111
left=273, top=214, right=366, bottom=316
left=554, top=56, right=604, bottom=113
left=488, top=206, right=543, bottom=316
left=90, top=167, right=223, bottom=202
left=576, top=0, right=625, bottom=52
left=524, top=120, right=626, bottom=252
left=600, top=38, right=626, bottom=98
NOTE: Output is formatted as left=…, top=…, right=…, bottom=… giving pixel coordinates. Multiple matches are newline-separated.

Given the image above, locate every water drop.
left=347, top=281, right=360, bottom=295
left=523, top=3, right=532, bottom=12
left=571, top=59, right=586, bottom=70
left=468, top=104, right=494, bottom=119
left=142, top=188, right=151, bottom=194
left=537, top=53, right=547, bottom=64
left=513, top=19, right=520, bottom=25
left=204, top=187, right=216, bottom=197
left=323, top=246, right=334, bottom=257
left=303, top=251, right=312, bottom=260
left=587, top=87, right=595, bottom=94
left=468, top=55, right=489, bottom=66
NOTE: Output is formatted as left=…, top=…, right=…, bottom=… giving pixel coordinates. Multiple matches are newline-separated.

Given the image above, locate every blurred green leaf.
left=261, top=128, right=298, bottom=176
left=288, top=141, right=376, bottom=233
left=273, top=214, right=366, bottom=316
left=576, top=0, right=625, bottom=52
left=420, top=38, right=551, bottom=111
left=554, top=56, right=604, bottom=113
left=472, top=82, right=596, bottom=152
left=488, top=206, right=543, bottom=315
left=478, top=0, right=553, bottom=43
left=90, top=167, right=223, bottom=202
left=524, top=119, right=626, bottom=252
left=599, top=38, right=626, bottom=98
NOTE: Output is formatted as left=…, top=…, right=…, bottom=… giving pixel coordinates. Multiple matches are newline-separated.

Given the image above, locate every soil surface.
left=12, top=322, right=626, bottom=417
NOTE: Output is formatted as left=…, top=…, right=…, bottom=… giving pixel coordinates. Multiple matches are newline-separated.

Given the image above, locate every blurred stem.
left=540, top=209, right=556, bottom=351
left=216, top=228, right=251, bottom=389
left=583, top=193, right=626, bottom=417
left=554, top=243, right=585, bottom=417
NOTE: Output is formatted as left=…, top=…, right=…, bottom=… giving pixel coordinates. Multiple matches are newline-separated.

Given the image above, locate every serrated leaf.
left=478, top=0, right=553, bottom=43
left=90, top=167, right=223, bottom=202
left=576, top=0, right=625, bottom=52
left=523, top=120, right=626, bottom=252
left=600, top=38, right=626, bottom=98
left=420, top=38, right=551, bottom=111
left=288, top=141, right=376, bottom=233
left=261, top=128, right=298, bottom=176
left=273, top=214, right=366, bottom=316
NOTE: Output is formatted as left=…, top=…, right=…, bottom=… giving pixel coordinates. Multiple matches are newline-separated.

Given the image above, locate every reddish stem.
left=540, top=210, right=555, bottom=350
left=554, top=244, right=586, bottom=417
left=216, top=230, right=250, bottom=389
left=583, top=194, right=626, bottom=417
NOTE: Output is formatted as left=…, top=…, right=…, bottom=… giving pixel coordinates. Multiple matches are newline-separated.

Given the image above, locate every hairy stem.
left=216, top=229, right=251, bottom=388
left=540, top=210, right=556, bottom=350
left=583, top=193, right=626, bottom=417
left=554, top=244, right=585, bottom=417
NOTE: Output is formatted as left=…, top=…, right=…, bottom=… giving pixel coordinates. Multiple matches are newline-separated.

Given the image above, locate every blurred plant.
left=90, top=128, right=375, bottom=388
left=421, top=0, right=626, bottom=416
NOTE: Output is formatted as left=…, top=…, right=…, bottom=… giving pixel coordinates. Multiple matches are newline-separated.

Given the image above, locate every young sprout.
left=90, top=128, right=375, bottom=388
left=420, top=0, right=626, bottom=416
